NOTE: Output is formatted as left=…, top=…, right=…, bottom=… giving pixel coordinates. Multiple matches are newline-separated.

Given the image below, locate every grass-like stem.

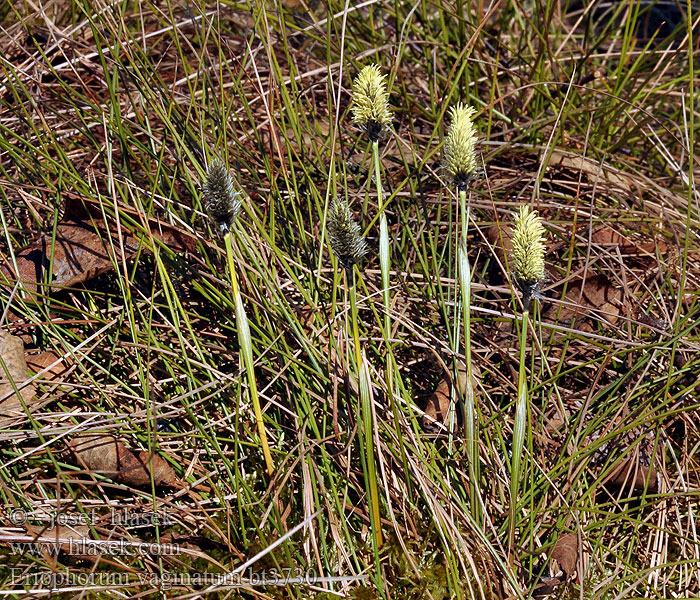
left=373, top=140, right=392, bottom=340
left=508, top=307, right=529, bottom=558
left=458, top=187, right=481, bottom=524
left=348, top=267, right=383, bottom=554
left=225, top=231, right=274, bottom=477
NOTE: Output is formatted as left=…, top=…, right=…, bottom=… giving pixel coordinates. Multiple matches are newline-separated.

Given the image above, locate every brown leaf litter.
left=544, top=273, right=625, bottom=330
left=0, top=330, right=38, bottom=428
left=422, top=361, right=480, bottom=432
left=489, top=220, right=669, bottom=337
left=25, top=350, right=72, bottom=381
left=0, top=196, right=197, bottom=296
left=550, top=532, right=579, bottom=580
left=67, top=434, right=177, bottom=488
left=533, top=532, right=580, bottom=597
left=23, top=523, right=93, bottom=563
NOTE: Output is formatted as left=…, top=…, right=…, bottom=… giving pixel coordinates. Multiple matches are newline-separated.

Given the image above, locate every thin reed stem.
left=458, top=188, right=480, bottom=523
left=373, top=140, right=391, bottom=339
left=348, top=268, right=383, bottom=553
left=508, top=307, right=529, bottom=558
left=225, top=232, right=274, bottom=476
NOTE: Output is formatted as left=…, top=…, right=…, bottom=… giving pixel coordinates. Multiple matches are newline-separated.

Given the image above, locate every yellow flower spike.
left=444, top=103, right=478, bottom=191
left=511, top=205, right=547, bottom=304
left=351, top=65, right=393, bottom=142
left=327, top=198, right=368, bottom=270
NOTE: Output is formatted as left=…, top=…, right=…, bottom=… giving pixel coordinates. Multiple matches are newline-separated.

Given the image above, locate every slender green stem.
left=458, top=189, right=481, bottom=523
left=349, top=268, right=383, bottom=553
left=457, top=190, right=482, bottom=523
left=358, top=351, right=384, bottom=571
left=348, top=268, right=363, bottom=375
left=509, top=308, right=529, bottom=559
left=371, top=138, right=395, bottom=551
left=373, top=141, right=391, bottom=338
left=459, top=189, right=468, bottom=245
left=225, top=232, right=274, bottom=476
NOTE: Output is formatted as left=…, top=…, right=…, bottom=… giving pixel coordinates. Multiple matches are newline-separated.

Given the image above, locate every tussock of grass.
left=0, top=1, right=698, bottom=598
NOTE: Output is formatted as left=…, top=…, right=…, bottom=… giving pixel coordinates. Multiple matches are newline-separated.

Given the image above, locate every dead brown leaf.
left=68, top=434, right=177, bottom=487
left=422, top=362, right=480, bottom=432
left=605, top=456, right=659, bottom=493
left=591, top=226, right=627, bottom=246
left=546, top=274, right=623, bottom=330
left=550, top=532, right=578, bottom=579
left=24, top=523, right=93, bottom=562
left=0, top=199, right=197, bottom=295
left=592, top=225, right=667, bottom=256
left=26, top=350, right=72, bottom=381
left=0, top=330, right=38, bottom=428
left=549, top=151, right=635, bottom=192
left=423, top=375, right=454, bottom=431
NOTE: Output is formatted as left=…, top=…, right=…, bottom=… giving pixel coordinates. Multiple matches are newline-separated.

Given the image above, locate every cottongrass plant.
left=327, top=198, right=384, bottom=560
left=507, top=205, right=546, bottom=558
left=204, top=158, right=274, bottom=476
left=444, top=103, right=481, bottom=523
left=351, top=65, right=394, bottom=350
left=351, top=67, right=397, bottom=559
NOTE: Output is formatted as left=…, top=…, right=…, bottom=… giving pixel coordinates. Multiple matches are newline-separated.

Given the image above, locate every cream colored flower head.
left=327, top=198, right=368, bottom=271
left=511, top=205, right=547, bottom=304
left=444, top=103, right=478, bottom=191
left=351, top=65, right=393, bottom=142
left=203, top=158, right=241, bottom=235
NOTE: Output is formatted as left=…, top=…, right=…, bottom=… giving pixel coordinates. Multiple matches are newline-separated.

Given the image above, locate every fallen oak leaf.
left=22, top=524, right=170, bottom=564
left=545, top=274, right=624, bottom=330
left=591, top=225, right=668, bottom=257
left=68, top=434, right=177, bottom=487
left=604, top=455, right=660, bottom=494
left=0, top=201, right=197, bottom=295
left=423, top=374, right=457, bottom=431
left=129, top=450, right=177, bottom=487
left=422, top=361, right=480, bottom=432
left=0, top=330, right=38, bottom=428
left=532, top=532, right=579, bottom=598
left=549, top=151, right=635, bottom=192
left=550, top=532, right=579, bottom=580
left=64, top=195, right=198, bottom=257
left=23, top=523, right=94, bottom=562
left=26, top=350, right=72, bottom=381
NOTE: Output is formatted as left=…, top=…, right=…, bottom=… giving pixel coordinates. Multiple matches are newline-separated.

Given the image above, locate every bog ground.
left=0, top=1, right=698, bottom=599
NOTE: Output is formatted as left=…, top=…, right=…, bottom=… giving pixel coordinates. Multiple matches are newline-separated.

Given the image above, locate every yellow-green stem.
left=508, top=308, right=529, bottom=559
left=373, top=141, right=391, bottom=339
left=225, top=232, right=274, bottom=477
left=373, top=138, right=404, bottom=472
left=348, top=268, right=363, bottom=376
left=458, top=189, right=481, bottom=523
left=349, top=269, right=383, bottom=550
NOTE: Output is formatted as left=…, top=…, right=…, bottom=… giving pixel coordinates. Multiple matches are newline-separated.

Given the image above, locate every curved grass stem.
left=349, top=267, right=383, bottom=556
left=458, top=189, right=482, bottom=524
left=373, top=141, right=391, bottom=340
left=508, top=308, right=529, bottom=559
left=225, top=232, right=274, bottom=477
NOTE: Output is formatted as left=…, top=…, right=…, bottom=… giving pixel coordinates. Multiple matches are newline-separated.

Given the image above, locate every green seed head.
left=203, top=159, right=241, bottom=235
left=444, top=103, right=478, bottom=191
left=327, top=198, right=368, bottom=270
left=351, top=65, right=393, bottom=142
left=511, top=205, right=547, bottom=303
